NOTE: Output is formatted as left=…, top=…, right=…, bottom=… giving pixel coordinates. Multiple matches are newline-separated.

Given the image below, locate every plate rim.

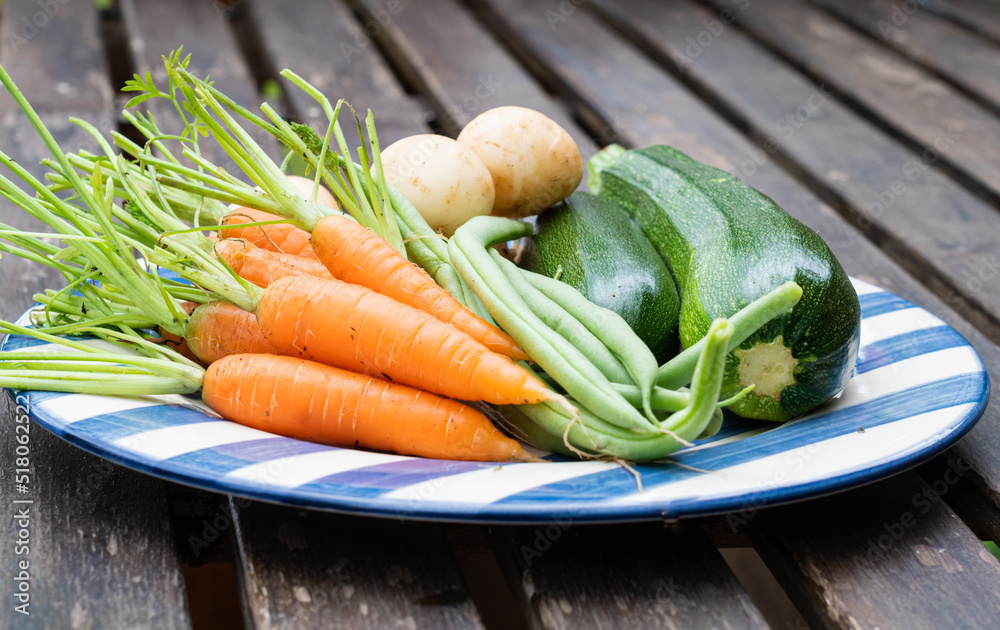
left=4, top=279, right=991, bottom=524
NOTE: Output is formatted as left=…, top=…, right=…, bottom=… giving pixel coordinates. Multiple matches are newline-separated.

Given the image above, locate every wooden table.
left=2, top=0, right=1000, bottom=628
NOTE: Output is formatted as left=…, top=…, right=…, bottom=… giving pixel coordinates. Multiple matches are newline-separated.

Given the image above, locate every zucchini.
left=522, top=191, right=681, bottom=363
left=590, top=145, right=860, bottom=421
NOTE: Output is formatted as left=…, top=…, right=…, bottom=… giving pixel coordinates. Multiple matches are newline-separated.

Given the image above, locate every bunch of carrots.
left=0, top=51, right=801, bottom=463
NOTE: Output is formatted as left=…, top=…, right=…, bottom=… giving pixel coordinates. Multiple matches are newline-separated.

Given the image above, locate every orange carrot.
left=220, top=207, right=318, bottom=259
left=157, top=301, right=204, bottom=364
left=186, top=302, right=278, bottom=364
left=159, top=329, right=204, bottom=365
left=203, top=354, right=532, bottom=461
left=256, top=275, right=551, bottom=406
left=310, top=214, right=528, bottom=360
left=215, top=239, right=331, bottom=288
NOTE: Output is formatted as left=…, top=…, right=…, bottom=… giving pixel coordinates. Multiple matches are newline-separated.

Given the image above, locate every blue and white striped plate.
left=3, top=278, right=989, bottom=523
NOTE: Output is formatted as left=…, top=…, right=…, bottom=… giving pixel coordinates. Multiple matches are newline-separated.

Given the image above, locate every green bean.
left=697, top=408, right=725, bottom=440
left=657, top=319, right=734, bottom=436
left=449, top=216, right=654, bottom=432
left=525, top=269, right=660, bottom=423
left=613, top=384, right=689, bottom=411
left=501, top=319, right=734, bottom=460
left=491, top=404, right=577, bottom=457
left=612, top=382, right=753, bottom=414
left=490, top=250, right=631, bottom=384
left=657, top=281, right=802, bottom=388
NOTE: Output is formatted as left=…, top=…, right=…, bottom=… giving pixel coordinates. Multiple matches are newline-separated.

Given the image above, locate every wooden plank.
left=813, top=0, right=1000, bottom=112
left=120, top=0, right=260, bottom=115
left=492, top=522, right=768, bottom=630
left=247, top=0, right=427, bottom=146
left=745, top=472, right=1000, bottom=629
left=708, top=0, right=1000, bottom=205
left=232, top=5, right=763, bottom=628
left=0, top=2, right=191, bottom=628
left=350, top=3, right=770, bottom=624
left=119, top=0, right=275, bottom=164
left=349, top=0, right=597, bottom=156
left=917, top=455, right=1000, bottom=544
left=593, top=0, right=1000, bottom=346
left=229, top=500, right=486, bottom=629
left=925, top=0, right=1000, bottom=43
left=469, top=0, right=1000, bottom=624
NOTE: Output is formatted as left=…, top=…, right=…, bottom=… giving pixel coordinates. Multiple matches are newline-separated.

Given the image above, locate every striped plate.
left=3, top=278, right=989, bottom=523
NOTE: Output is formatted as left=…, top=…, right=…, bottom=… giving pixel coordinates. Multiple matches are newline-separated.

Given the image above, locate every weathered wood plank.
left=492, top=521, right=768, bottom=630
left=470, top=0, right=1000, bottom=624
left=120, top=0, right=261, bottom=115
left=917, top=454, right=1000, bottom=545
left=119, top=0, right=275, bottom=164
left=350, top=0, right=597, bottom=156
left=925, top=0, right=1000, bottom=43
left=709, top=0, right=1000, bottom=205
left=248, top=0, right=426, bottom=146
left=0, top=2, right=191, bottom=628
left=745, top=472, right=1000, bottom=630
left=813, top=0, right=1000, bottom=112
left=229, top=500, right=486, bottom=629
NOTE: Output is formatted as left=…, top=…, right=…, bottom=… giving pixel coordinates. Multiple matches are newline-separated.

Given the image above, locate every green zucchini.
left=522, top=191, right=681, bottom=363
left=590, top=144, right=860, bottom=422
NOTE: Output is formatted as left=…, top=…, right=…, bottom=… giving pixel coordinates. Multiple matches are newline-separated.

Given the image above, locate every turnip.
left=457, top=106, right=583, bottom=218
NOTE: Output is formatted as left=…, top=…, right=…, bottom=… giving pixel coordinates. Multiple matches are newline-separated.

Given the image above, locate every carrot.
left=220, top=207, right=319, bottom=259
left=215, top=239, right=331, bottom=288
left=310, top=214, right=528, bottom=360
left=158, top=329, right=204, bottom=365
left=186, top=302, right=278, bottom=364
left=256, top=274, right=552, bottom=406
left=156, top=300, right=204, bottom=364
left=203, top=354, right=533, bottom=462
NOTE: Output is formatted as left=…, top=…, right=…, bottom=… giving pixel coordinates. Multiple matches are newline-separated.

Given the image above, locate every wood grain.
left=924, top=0, right=1000, bottom=43
left=0, top=1, right=190, bottom=628
left=711, top=0, right=1000, bottom=204
left=119, top=0, right=275, bottom=165
left=747, top=472, right=1000, bottom=630
left=492, top=522, right=768, bottom=630
left=350, top=0, right=597, bottom=156
left=248, top=0, right=427, bottom=147
left=230, top=500, right=486, bottom=629
left=813, top=0, right=1000, bottom=111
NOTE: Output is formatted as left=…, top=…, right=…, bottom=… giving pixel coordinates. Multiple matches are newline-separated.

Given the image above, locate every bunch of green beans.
left=448, top=216, right=802, bottom=461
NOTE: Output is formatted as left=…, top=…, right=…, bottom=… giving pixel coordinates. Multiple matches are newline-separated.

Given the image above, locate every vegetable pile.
left=0, top=50, right=858, bottom=465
